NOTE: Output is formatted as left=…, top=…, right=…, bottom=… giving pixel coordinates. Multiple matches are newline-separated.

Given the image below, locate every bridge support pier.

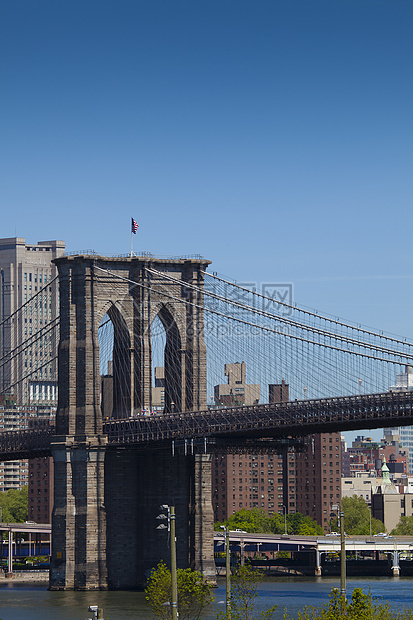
left=315, top=551, right=322, bottom=576
left=49, top=437, right=108, bottom=590
left=105, top=448, right=215, bottom=589
left=392, top=551, right=400, bottom=576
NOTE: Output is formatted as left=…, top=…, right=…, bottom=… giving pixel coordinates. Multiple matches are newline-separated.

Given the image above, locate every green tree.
left=145, top=561, right=213, bottom=620
left=283, top=587, right=402, bottom=620
left=268, top=513, right=285, bottom=534
left=331, top=496, right=385, bottom=535
left=0, top=486, right=28, bottom=523
left=391, top=515, right=413, bottom=535
left=216, top=564, right=277, bottom=620
left=215, top=508, right=323, bottom=536
left=215, top=508, right=272, bottom=534
left=285, top=513, right=324, bottom=536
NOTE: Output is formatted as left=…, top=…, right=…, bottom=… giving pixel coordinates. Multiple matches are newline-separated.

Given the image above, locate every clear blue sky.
left=1, top=0, right=412, bottom=346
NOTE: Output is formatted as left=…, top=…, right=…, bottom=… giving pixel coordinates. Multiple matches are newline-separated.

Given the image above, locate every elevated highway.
left=214, top=532, right=413, bottom=576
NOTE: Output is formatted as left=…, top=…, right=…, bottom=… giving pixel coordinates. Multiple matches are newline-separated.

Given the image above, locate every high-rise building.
left=27, top=414, right=55, bottom=523
left=211, top=375, right=289, bottom=522
left=152, top=366, right=165, bottom=410
left=212, top=374, right=341, bottom=530
left=212, top=451, right=282, bottom=522
left=0, top=407, right=35, bottom=492
left=295, top=433, right=342, bottom=530
left=0, top=237, right=64, bottom=404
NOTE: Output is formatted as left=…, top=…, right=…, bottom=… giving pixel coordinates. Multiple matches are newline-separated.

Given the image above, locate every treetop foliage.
left=283, top=587, right=413, bottom=620
left=330, top=496, right=385, bottom=536
left=215, top=507, right=324, bottom=535
left=0, top=485, right=28, bottom=523
left=145, top=561, right=213, bottom=620
left=391, top=516, right=413, bottom=536
left=216, top=564, right=277, bottom=620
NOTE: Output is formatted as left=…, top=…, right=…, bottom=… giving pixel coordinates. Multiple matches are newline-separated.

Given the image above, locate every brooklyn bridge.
left=0, top=253, right=412, bottom=590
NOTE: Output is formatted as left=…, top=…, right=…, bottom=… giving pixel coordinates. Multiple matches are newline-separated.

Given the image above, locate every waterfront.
left=2, top=576, right=413, bottom=619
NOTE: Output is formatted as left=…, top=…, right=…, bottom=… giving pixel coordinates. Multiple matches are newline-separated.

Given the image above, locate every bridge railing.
left=1, top=390, right=413, bottom=458
left=103, top=390, right=413, bottom=445
left=0, top=429, right=54, bottom=460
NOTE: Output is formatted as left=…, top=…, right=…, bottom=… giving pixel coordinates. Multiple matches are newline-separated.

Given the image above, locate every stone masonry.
left=49, top=255, right=215, bottom=589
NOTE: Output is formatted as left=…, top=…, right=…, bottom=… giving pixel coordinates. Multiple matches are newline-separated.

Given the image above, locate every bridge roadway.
left=214, top=531, right=413, bottom=553
left=1, top=390, right=413, bottom=460
left=214, top=532, right=413, bottom=576
left=0, top=522, right=51, bottom=574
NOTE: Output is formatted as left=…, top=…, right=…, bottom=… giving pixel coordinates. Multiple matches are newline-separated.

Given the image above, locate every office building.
left=0, top=237, right=64, bottom=404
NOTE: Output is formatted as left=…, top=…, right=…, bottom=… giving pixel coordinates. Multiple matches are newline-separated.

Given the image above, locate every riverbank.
left=0, top=570, right=49, bottom=584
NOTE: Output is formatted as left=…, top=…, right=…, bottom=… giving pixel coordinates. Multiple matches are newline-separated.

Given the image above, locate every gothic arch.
left=152, top=303, right=183, bottom=412
left=105, top=304, right=132, bottom=418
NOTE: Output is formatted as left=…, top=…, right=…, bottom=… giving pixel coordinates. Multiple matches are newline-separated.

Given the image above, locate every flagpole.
left=131, top=217, right=138, bottom=256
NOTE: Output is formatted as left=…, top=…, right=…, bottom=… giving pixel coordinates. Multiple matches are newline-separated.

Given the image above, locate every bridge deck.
left=1, top=390, right=413, bottom=460
left=214, top=532, right=413, bottom=553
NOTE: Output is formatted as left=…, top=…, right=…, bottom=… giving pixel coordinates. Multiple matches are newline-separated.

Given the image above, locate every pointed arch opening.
left=151, top=305, right=182, bottom=413
left=98, top=305, right=132, bottom=419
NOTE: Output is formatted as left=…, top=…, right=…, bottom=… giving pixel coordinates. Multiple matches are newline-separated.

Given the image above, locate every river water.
left=1, top=576, right=413, bottom=619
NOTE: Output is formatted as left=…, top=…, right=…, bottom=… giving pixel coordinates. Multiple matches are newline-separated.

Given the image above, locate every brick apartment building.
left=212, top=432, right=341, bottom=530
left=28, top=455, right=54, bottom=523
left=211, top=371, right=341, bottom=530
left=295, top=433, right=341, bottom=528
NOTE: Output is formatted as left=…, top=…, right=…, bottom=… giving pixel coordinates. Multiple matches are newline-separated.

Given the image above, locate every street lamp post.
left=220, top=526, right=231, bottom=619
left=282, top=505, right=288, bottom=535
left=339, top=510, right=346, bottom=610
left=157, top=505, right=178, bottom=620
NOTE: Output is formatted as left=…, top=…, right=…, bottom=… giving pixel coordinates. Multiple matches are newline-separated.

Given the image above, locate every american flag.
left=131, top=218, right=139, bottom=234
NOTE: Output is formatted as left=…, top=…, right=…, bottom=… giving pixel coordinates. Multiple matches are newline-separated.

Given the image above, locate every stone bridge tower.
left=49, top=255, right=214, bottom=590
